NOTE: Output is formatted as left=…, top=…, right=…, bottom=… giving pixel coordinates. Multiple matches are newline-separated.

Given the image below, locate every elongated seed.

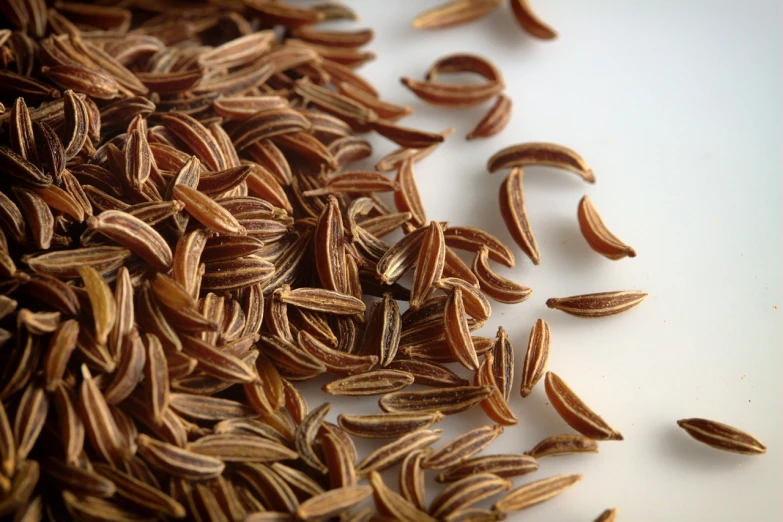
left=676, top=418, right=766, bottom=455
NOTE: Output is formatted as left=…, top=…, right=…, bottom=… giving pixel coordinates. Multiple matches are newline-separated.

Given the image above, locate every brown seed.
left=545, top=290, right=648, bottom=318
left=411, top=221, right=446, bottom=310
left=13, top=187, right=53, bottom=249
left=488, top=142, right=593, bottom=182
left=13, top=382, right=48, bottom=461
left=436, top=277, right=491, bottom=321
left=520, top=318, right=550, bottom=398
left=180, top=334, right=257, bottom=383
left=298, top=330, right=377, bottom=375
left=295, top=402, right=331, bottom=474
left=430, top=473, right=512, bottom=519
left=399, top=449, right=429, bottom=510
left=41, top=456, right=116, bottom=499
left=320, top=431, right=356, bottom=490
left=493, top=474, right=582, bottom=513
left=314, top=196, right=347, bottom=294
left=423, top=425, right=504, bottom=470
left=0, top=145, right=52, bottom=188
left=42, top=64, right=120, bottom=100
left=473, top=246, right=532, bottom=304
left=78, top=265, right=116, bottom=346
left=79, top=365, right=125, bottom=466
left=278, top=287, right=365, bottom=315
left=188, top=434, right=298, bottom=463
left=510, top=0, right=558, bottom=39
left=386, top=359, right=470, bottom=388
left=499, top=168, right=540, bottom=265
left=92, top=463, right=186, bottom=519
left=413, top=0, right=502, bottom=30
left=23, top=245, right=131, bottom=279
left=371, top=119, right=447, bottom=149
left=323, top=369, right=414, bottom=396
left=475, top=354, right=517, bottom=426
left=296, top=485, right=373, bottom=521
left=401, top=77, right=503, bottom=108
left=545, top=372, right=623, bottom=441
left=524, top=434, right=599, bottom=459
left=436, top=454, right=539, bottom=483
left=137, top=433, right=225, bottom=480
left=467, top=94, right=512, bottom=140
left=174, top=184, right=246, bottom=235
left=578, top=195, right=637, bottom=260
left=0, top=395, right=16, bottom=477
left=380, top=386, right=493, bottom=415
left=338, top=412, right=444, bottom=439
left=161, top=113, right=226, bottom=172
left=369, top=470, right=438, bottom=521
left=444, top=226, right=515, bottom=267
left=444, top=287, right=479, bottom=370
left=87, top=211, right=172, bottom=271
left=303, top=171, right=399, bottom=197
left=356, top=429, right=442, bottom=476
left=103, top=330, right=146, bottom=405
left=593, top=508, right=618, bottom=522
left=676, top=418, right=766, bottom=455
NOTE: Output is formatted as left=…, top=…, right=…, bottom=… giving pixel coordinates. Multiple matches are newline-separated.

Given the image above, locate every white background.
left=296, top=1, right=783, bottom=520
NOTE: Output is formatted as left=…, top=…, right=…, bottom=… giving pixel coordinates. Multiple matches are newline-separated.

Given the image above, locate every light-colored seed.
left=578, top=195, right=637, bottom=260
left=411, top=221, right=446, bottom=310
left=444, top=287, right=479, bottom=370
left=520, top=318, right=550, bottom=398
left=676, top=418, right=766, bottom=455
left=369, top=470, right=438, bottom=522
left=545, top=372, right=623, bottom=441
left=475, top=354, right=517, bottom=426
left=379, top=386, right=493, bottom=415
left=174, top=184, right=246, bottom=235
left=413, top=0, right=502, bottom=30
left=356, top=429, right=442, bottom=476
left=137, top=433, right=224, bottom=480
left=323, top=370, right=414, bottom=396
left=436, top=454, right=539, bottom=483
left=295, top=402, right=331, bottom=474
left=493, top=474, right=582, bottom=513
left=545, top=290, right=648, bottom=318
left=423, top=425, right=504, bottom=470
left=296, top=486, right=373, bottom=521
left=593, top=508, right=618, bottom=522
left=399, top=449, right=429, bottom=510
left=188, top=433, right=298, bottom=462
left=430, top=473, right=512, bottom=519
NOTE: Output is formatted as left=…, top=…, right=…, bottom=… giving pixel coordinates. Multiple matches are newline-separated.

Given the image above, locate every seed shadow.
left=659, top=425, right=746, bottom=471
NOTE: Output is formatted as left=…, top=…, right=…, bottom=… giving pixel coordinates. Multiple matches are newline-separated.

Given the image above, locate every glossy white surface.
left=296, top=1, right=782, bottom=520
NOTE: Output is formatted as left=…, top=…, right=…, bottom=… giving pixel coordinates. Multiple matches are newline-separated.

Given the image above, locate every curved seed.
left=467, top=94, right=512, bottom=140
left=676, top=418, right=766, bottom=455
left=444, top=226, right=515, bottom=267
left=510, top=0, right=558, bottom=40
left=473, top=246, right=532, bottom=303
left=356, top=429, right=442, bottom=476
left=499, top=168, right=540, bottom=264
left=401, top=77, right=503, bottom=108
left=593, top=508, right=618, bottom=522
left=430, top=473, right=512, bottom=519
left=488, top=142, right=593, bottom=182
left=369, top=470, right=438, bottom=522
left=520, top=318, right=550, bottom=397
left=295, top=403, right=331, bottom=474
left=444, top=287, right=479, bottom=370
left=410, top=221, right=446, bottom=310
left=380, top=386, right=493, bottom=415
left=338, top=412, right=444, bottom=439
left=296, top=485, right=372, bottom=521
left=323, top=370, right=414, bottom=397
left=578, top=195, right=636, bottom=260
left=436, top=454, right=539, bottom=483
left=545, top=372, right=623, bottom=441
left=545, top=290, right=647, bottom=318
left=475, top=354, right=517, bottom=426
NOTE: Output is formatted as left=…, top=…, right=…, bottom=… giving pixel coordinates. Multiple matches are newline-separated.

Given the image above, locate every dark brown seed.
left=545, top=372, right=623, bottom=441
left=0, top=144, right=52, bottom=188
left=444, top=287, right=479, bottom=370
left=386, top=359, right=470, bottom=388
left=444, top=226, right=515, bottom=267
left=137, top=433, right=225, bottom=480
left=369, top=470, right=438, bottom=522
left=473, top=246, right=532, bottom=303
left=676, top=418, right=767, bottom=455
left=87, top=211, right=172, bottom=270
left=295, top=402, right=331, bottom=474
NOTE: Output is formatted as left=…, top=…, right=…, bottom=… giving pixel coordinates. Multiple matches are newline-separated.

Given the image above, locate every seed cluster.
left=0, top=1, right=765, bottom=521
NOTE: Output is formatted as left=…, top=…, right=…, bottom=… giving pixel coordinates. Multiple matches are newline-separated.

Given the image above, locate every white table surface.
left=295, top=1, right=783, bottom=520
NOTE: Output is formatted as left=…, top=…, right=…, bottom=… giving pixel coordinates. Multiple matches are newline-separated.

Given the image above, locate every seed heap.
left=0, top=1, right=765, bottom=521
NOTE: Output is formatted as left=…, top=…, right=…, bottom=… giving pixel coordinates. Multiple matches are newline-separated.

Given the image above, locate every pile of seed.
left=0, top=1, right=766, bottom=521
